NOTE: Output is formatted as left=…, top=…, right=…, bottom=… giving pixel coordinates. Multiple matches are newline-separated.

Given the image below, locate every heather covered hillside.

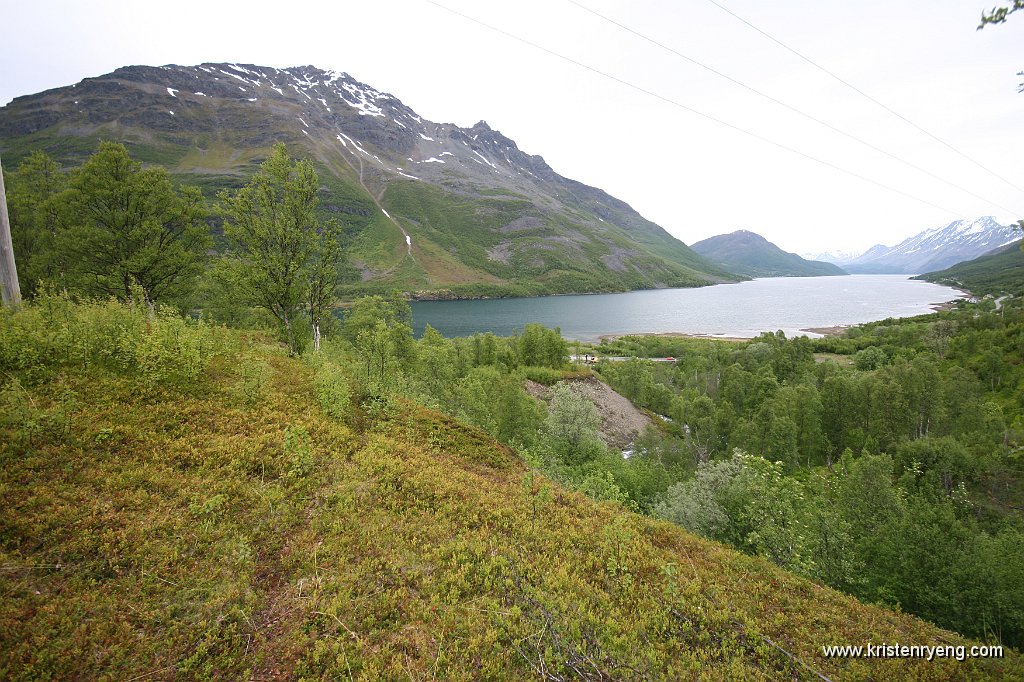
left=1, top=296, right=1019, bottom=680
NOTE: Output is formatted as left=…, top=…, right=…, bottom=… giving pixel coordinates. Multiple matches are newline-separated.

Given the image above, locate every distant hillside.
left=0, top=62, right=738, bottom=298
left=843, top=217, right=1020, bottom=274
left=915, top=239, right=1024, bottom=296
left=691, top=230, right=847, bottom=277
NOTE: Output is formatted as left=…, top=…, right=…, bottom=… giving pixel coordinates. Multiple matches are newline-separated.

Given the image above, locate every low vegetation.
left=3, top=294, right=1021, bottom=680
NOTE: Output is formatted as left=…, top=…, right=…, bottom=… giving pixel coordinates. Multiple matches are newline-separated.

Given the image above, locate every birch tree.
left=219, top=144, right=341, bottom=354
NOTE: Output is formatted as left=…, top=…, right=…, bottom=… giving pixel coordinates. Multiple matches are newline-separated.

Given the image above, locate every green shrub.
left=307, top=354, right=353, bottom=420
left=520, top=365, right=563, bottom=386
left=284, top=425, right=315, bottom=483
left=0, top=291, right=231, bottom=389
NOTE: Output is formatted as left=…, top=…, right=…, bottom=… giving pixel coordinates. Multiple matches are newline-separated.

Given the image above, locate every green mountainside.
left=0, top=63, right=739, bottom=298
left=1, top=298, right=1018, bottom=680
left=915, top=240, right=1024, bottom=296
left=692, top=230, right=848, bottom=277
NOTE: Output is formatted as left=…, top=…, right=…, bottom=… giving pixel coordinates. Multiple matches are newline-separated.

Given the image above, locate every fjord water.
left=410, top=275, right=964, bottom=341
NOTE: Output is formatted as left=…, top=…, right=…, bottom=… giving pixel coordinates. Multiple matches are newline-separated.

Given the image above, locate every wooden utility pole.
left=0, top=153, right=22, bottom=307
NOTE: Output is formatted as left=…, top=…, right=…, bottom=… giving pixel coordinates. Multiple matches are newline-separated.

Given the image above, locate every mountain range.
left=814, top=217, right=1021, bottom=274
left=691, top=230, right=847, bottom=277
left=0, top=63, right=738, bottom=298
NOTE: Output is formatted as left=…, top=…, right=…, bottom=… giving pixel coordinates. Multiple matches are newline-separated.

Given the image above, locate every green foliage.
left=854, top=344, right=888, bottom=370
left=343, top=302, right=416, bottom=397
left=518, top=365, right=563, bottom=385
left=340, top=295, right=416, bottom=398
left=0, top=288, right=231, bottom=390
left=4, top=151, right=66, bottom=298
left=0, top=375, right=76, bottom=449
left=283, top=424, right=315, bottom=483
left=218, top=143, right=343, bottom=354
left=655, top=456, right=744, bottom=539
left=895, top=437, right=975, bottom=498
left=654, top=447, right=1024, bottom=646
left=516, top=322, right=568, bottom=368
left=592, top=299, right=1024, bottom=645
left=656, top=453, right=810, bottom=572
left=339, top=291, right=411, bottom=344
left=979, top=1, right=1024, bottom=28
left=6, top=143, right=211, bottom=305
left=471, top=330, right=498, bottom=366
left=455, top=366, right=544, bottom=445
left=234, top=352, right=270, bottom=405
left=577, top=470, right=637, bottom=509
left=543, top=382, right=603, bottom=464
left=307, top=352, right=352, bottom=420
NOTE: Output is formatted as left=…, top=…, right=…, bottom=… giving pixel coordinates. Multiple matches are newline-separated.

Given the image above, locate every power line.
left=568, top=0, right=1021, bottom=216
left=425, top=0, right=966, bottom=218
left=704, top=0, right=1024, bottom=197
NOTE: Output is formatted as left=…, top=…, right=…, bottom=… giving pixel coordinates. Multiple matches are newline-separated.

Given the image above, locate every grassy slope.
left=1, top=311, right=1020, bottom=680
left=915, top=241, right=1024, bottom=296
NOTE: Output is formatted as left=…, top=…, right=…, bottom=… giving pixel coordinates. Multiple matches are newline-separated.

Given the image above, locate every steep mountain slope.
left=0, top=63, right=738, bottom=298
left=2, top=300, right=1019, bottom=679
left=843, top=217, right=1020, bottom=274
left=691, top=229, right=847, bottom=277
left=915, top=239, right=1024, bottom=296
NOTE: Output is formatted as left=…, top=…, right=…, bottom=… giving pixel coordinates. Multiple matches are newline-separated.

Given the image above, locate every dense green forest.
left=3, top=142, right=1023, bottom=677
left=586, top=305, right=1024, bottom=647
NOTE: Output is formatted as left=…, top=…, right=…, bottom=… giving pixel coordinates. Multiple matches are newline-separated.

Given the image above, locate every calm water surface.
left=410, top=276, right=964, bottom=341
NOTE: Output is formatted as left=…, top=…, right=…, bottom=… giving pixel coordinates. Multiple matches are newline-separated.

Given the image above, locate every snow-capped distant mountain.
left=842, top=217, right=1021, bottom=274
left=799, top=249, right=862, bottom=265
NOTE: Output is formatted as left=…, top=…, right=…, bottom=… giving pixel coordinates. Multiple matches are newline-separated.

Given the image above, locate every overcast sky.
left=3, top=0, right=1022, bottom=254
